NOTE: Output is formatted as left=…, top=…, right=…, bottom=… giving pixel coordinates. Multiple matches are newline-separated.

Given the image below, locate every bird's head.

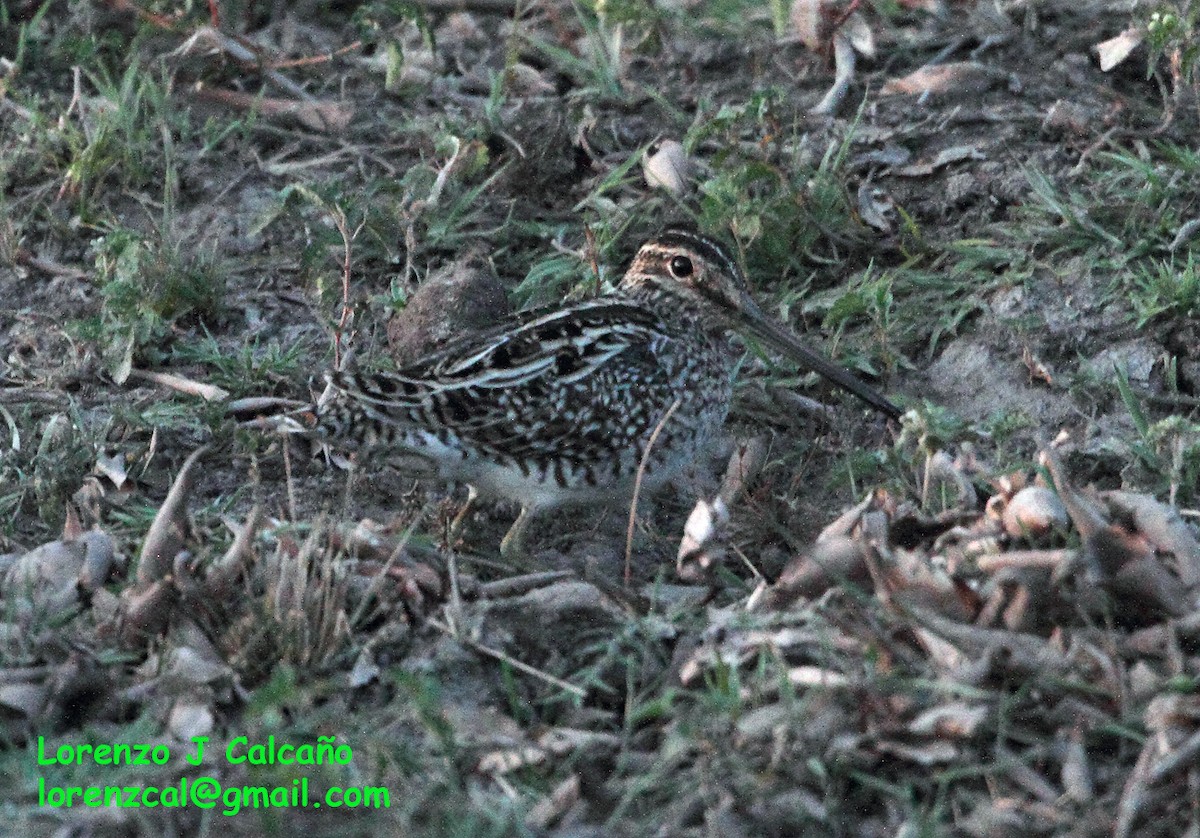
left=620, top=227, right=755, bottom=327
left=621, top=226, right=902, bottom=419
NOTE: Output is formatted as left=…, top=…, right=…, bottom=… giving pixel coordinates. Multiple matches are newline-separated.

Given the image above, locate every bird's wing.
left=319, top=298, right=680, bottom=460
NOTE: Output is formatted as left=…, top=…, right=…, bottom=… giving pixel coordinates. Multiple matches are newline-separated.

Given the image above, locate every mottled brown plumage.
left=316, top=228, right=900, bottom=557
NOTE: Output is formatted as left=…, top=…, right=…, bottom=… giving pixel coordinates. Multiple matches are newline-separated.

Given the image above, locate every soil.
left=2, top=1, right=1199, bottom=835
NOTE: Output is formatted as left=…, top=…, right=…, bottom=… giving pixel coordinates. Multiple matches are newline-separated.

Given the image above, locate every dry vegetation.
left=2, top=0, right=1200, bottom=835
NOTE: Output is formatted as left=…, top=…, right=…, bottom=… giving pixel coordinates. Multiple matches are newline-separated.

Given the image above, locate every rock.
left=387, top=256, right=512, bottom=366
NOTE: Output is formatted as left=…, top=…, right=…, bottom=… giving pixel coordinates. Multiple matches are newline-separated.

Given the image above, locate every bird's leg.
left=448, top=485, right=479, bottom=543
left=499, top=504, right=541, bottom=563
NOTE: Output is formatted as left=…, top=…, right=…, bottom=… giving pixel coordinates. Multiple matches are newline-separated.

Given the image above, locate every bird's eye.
left=668, top=255, right=694, bottom=278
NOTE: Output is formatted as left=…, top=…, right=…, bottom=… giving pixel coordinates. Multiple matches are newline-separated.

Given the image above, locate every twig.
left=479, top=571, right=575, bottom=598
left=584, top=225, right=602, bottom=298
left=625, top=398, right=682, bottom=586
left=189, top=85, right=353, bottom=133
left=401, top=217, right=418, bottom=290
left=102, top=0, right=179, bottom=30
left=828, top=0, right=861, bottom=30
left=1142, top=391, right=1200, bottom=409
left=14, top=249, right=87, bottom=279
left=1168, top=218, right=1200, bottom=253
left=446, top=548, right=463, bottom=629
left=348, top=511, right=427, bottom=629
left=810, top=32, right=855, bottom=116
left=206, top=505, right=262, bottom=595
left=126, top=369, right=230, bottom=402
left=1068, top=126, right=1119, bottom=178
left=717, top=434, right=769, bottom=506
left=282, top=434, right=297, bottom=523
left=0, top=96, right=33, bottom=122
left=427, top=616, right=587, bottom=698
left=0, top=388, right=68, bottom=406
left=329, top=206, right=364, bottom=369
left=974, top=549, right=1076, bottom=573
left=729, top=543, right=766, bottom=583
left=0, top=404, right=18, bottom=453
left=61, top=66, right=83, bottom=130
left=268, top=41, right=364, bottom=70
left=1148, top=727, right=1200, bottom=784
left=425, top=137, right=463, bottom=207
left=174, top=26, right=317, bottom=103
left=225, top=396, right=307, bottom=416
left=415, top=0, right=520, bottom=12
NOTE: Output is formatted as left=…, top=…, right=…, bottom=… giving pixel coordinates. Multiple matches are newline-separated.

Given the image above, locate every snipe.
left=315, top=228, right=901, bottom=558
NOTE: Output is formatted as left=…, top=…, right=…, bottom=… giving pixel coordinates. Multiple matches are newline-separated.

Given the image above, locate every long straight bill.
left=739, top=307, right=902, bottom=420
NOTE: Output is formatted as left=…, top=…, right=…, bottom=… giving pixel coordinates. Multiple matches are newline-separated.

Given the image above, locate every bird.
left=313, top=227, right=901, bottom=560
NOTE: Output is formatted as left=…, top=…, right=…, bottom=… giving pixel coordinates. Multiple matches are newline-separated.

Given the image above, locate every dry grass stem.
left=625, top=397, right=683, bottom=585
left=427, top=616, right=587, bottom=699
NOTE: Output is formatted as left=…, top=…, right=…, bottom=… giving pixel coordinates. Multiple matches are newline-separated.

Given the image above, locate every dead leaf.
left=349, top=648, right=380, bottom=688
left=880, top=62, right=996, bottom=97
left=525, top=775, right=581, bottom=830
left=5, top=539, right=85, bottom=612
left=1102, top=491, right=1200, bottom=586
left=1042, top=100, right=1095, bottom=136
left=719, top=435, right=768, bottom=505
left=1061, top=731, right=1094, bottom=803
left=790, top=0, right=873, bottom=56
left=505, top=62, right=555, bottom=96
left=0, top=682, right=48, bottom=718
left=1095, top=27, right=1144, bottom=72
left=857, top=182, right=895, bottom=232
left=908, top=702, right=988, bottom=738
left=118, top=579, right=175, bottom=645
left=1002, top=486, right=1069, bottom=540
left=205, top=506, right=262, bottom=597
left=676, top=497, right=730, bottom=581
left=94, top=450, right=128, bottom=489
left=819, top=489, right=890, bottom=541
left=790, top=0, right=834, bottom=51
left=1112, top=556, right=1192, bottom=618
left=842, top=11, right=874, bottom=58
left=161, top=646, right=231, bottom=688
left=787, top=666, right=851, bottom=688
left=1021, top=346, right=1054, bottom=384
left=765, top=535, right=869, bottom=608
left=642, top=139, right=691, bottom=195
left=168, top=698, right=215, bottom=742
left=78, top=530, right=116, bottom=592
left=896, top=145, right=986, bottom=177
left=925, top=449, right=978, bottom=509
left=137, top=445, right=210, bottom=587
left=127, top=369, right=230, bottom=402
left=874, top=738, right=959, bottom=765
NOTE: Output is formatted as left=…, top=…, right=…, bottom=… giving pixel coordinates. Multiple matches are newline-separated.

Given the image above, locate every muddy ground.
left=2, top=1, right=1199, bottom=835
